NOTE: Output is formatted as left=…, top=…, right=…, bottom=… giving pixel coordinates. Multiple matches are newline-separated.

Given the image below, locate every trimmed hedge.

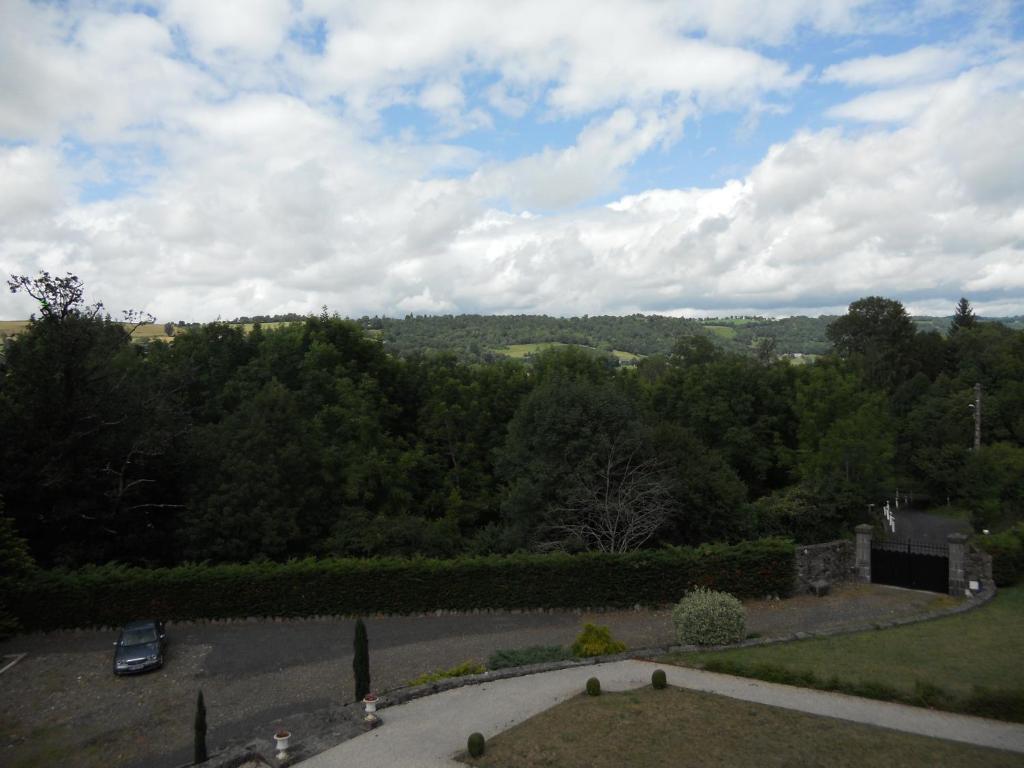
left=2, top=538, right=794, bottom=631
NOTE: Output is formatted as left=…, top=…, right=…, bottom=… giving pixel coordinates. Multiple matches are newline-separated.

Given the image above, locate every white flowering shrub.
left=672, top=587, right=746, bottom=646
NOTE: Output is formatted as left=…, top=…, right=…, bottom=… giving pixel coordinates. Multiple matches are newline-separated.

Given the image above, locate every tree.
left=0, top=496, right=34, bottom=637
left=826, top=296, right=918, bottom=390
left=951, top=297, right=977, bottom=333
left=7, top=271, right=93, bottom=321
left=645, top=351, right=797, bottom=498
left=497, top=377, right=640, bottom=547
left=353, top=618, right=370, bottom=701
left=796, top=364, right=896, bottom=513
left=194, top=689, right=208, bottom=764
left=543, top=438, right=674, bottom=553
left=1, top=273, right=184, bottom=565
left=0, top=496, right=34, bottom=578
left=647, top=423, right=749, bottom=545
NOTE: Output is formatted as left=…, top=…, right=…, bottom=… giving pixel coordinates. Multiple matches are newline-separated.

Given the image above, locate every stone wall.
left=794, top=540, right=855, bottom=594
left=965, top=545, right=994, bottom=590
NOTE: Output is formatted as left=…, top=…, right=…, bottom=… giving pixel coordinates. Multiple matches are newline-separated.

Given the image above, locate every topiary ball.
left=585, top=677, right=601, bottom=696
left=652, top=669, right=667, bottom=689
left=467, top=732, right=485, bottom=758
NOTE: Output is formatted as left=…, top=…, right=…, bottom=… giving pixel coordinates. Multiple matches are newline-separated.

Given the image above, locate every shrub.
left=487, top=645, right=573, bottom=670
left=571, top=623, right=626, bottom=657
left=353, top=618, right=370, bottom=701
left=194, top=690, right=208, bottom=764
left=977, top=524, right=1024, bottom=586
left=586, top=677, right=601, bottom=696
left=651, top=669, right=667, bottom=689
left=409, top=660, right=486, bottom=686
left=672, top=587, right=746, bottom=646
left=2, top=538, right=795, bottom=632
left=467, top=732, right=485, bottom=758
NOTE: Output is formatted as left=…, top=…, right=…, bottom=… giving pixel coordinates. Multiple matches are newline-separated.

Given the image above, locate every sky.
left=1, top=0, right=1023, bottom=322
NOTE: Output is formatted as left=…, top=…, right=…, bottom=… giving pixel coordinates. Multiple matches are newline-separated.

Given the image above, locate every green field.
left=234, top=321, right=295, bottom=333
left=0, top=319, right=303, bottom=343
left=492, top=342, right=641, bottom=361
left=783, top=353, right=819, bottom=365
left=703, top=325, right=738, bottom=339
left=700, top=317, right=765, bottom=326
left=663, top=587, right=1024, bottom=719
left=460, top=686, right=1022, bottom=768
left=0, top=320, right=30, bottom=338
left=0, top=319, right=178, bottom=342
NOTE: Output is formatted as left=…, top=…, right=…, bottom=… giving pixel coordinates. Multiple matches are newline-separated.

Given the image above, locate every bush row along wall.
left=976, top=523, right=1024, bottom=586
left=3, top=538, right=795, bottom=631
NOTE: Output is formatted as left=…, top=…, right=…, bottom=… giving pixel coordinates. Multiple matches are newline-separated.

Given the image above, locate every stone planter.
left=363, top=694, right=378, bottom=714
left=274, top=730, right=291, bottom=753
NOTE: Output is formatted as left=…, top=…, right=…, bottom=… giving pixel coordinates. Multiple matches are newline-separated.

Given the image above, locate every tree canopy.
left=1, top=276, right=1022, bottom=566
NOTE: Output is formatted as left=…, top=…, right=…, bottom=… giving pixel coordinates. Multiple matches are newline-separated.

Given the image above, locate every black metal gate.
left=871, top=538, right=949, bottom=593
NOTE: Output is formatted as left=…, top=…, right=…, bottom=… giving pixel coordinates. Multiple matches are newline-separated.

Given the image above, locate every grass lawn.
left=662, top=587, right=1024, bottom=720
left=459, top=686, right=1024, bottom=768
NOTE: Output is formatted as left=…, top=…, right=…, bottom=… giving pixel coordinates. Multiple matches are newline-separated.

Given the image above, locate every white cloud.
left=827, top=83, right=943, bottom=122
left=163, top=0, right=293, bottom=59
left=0, top=1, right=213, bottom=143
left=474, top=108, right=682, bottom=210
left=295, top=0, right=805, bottom=122
left=0, top=145, right=68, bottom=223
left=822, top=45, right=964, bottom=86
left=1, top=1, right=1023, bottom=322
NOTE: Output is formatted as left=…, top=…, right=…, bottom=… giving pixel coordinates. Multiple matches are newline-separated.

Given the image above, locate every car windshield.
left=121, top=627, right=157, bottom=646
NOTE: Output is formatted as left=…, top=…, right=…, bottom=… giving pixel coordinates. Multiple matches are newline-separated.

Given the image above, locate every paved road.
left=298, top=660, right=1024, bottom=767
left=888, top=509, right=972, bottom=543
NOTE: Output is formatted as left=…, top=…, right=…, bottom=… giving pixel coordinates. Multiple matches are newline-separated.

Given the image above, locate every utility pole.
left=972, top=382, right=982, bottom=451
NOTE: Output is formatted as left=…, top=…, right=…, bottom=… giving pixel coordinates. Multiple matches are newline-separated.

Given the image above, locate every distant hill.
left=4, top=313, right=1022, bottom=363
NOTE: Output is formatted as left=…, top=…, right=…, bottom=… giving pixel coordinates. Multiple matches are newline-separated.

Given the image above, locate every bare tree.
left=544, top=440, right=675, bottom=553
left=8, top=272, right=94, bottom=321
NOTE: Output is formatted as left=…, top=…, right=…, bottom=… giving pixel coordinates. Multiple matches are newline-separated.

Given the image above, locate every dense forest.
left=1, top=273, right=1022, bottom=569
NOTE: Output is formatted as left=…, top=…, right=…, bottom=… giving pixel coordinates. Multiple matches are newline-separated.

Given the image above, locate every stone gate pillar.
left=948, top=532, right=968, bottom=596
left=855, top=524, right=873, bottom=583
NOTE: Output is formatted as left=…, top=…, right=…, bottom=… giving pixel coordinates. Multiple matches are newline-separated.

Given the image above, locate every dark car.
left=113, top=619, right=167, bottom=675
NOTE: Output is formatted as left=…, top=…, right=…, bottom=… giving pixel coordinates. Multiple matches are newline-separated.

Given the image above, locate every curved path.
left=298, top=660, right=1024, bottom=767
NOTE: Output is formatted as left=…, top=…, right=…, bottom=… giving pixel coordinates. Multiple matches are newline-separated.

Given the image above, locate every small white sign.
left=969, top=580, right=980, bottom=591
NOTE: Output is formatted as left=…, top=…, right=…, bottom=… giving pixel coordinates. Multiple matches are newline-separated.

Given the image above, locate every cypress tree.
left=353, top=617, right=370, bottom=701
left=951, top=297, right=977, bottom=333
left=194, top=689, right=208, bottom=764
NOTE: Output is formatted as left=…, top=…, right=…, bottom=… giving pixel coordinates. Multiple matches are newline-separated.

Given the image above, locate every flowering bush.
left=672, top=587, right=745, bottom=646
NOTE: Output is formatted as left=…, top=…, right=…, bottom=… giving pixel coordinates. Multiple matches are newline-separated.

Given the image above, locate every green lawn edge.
left=659, top=586, right=1024, bottom=723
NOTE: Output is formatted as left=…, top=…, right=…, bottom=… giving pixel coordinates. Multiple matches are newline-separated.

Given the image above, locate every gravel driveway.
left=0, top=583, right=953, bottom=768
